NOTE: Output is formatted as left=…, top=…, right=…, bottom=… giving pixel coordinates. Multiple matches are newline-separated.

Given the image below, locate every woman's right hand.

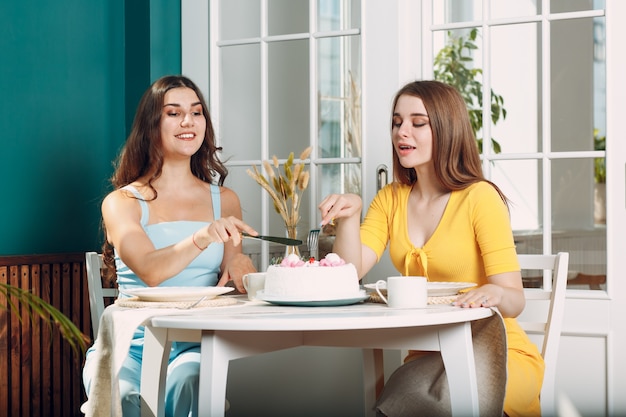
left=193, top=216, right=258, bottom=249
left=318, top=193, right=362, bottom=226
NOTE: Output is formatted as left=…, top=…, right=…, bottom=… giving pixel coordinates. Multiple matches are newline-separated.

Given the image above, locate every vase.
left=284, top=224, right=301, bottom=258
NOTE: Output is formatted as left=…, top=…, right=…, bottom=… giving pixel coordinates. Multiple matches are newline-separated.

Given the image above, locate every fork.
left=307, top=229, right=320, bottom=259
left=177, top=296, right=207, bottom=309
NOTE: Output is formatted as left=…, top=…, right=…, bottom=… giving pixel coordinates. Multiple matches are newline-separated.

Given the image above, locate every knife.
left=241, top=232, right=302, bottom=246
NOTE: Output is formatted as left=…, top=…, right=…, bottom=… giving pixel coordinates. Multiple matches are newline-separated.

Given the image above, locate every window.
left=424, top=0, right=607, bottom=290
left=207, top=0, right=361, bottom=268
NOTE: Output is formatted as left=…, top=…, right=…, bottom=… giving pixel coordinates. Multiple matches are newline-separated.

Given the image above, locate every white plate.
left=122, top=286, right=234, bottom=302
left=256, top=289, right=368, bottom=307
left=364, top=282, right=477, bottom=297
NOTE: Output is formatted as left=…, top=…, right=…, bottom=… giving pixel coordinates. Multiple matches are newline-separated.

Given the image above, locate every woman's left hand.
left=217, top=252, right=257, bottom=292
left=453, top=284, right=504, bottom=308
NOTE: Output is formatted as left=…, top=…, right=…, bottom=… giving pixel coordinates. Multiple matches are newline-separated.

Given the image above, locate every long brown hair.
left=390, top=80, right=508, bottom=203
left=111, top=75, right=226, bottom=190
left=102, top=75, right=227, bottom=277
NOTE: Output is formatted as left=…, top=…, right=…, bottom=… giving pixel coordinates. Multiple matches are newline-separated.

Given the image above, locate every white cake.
left=263, top=253, right=361, bottom=300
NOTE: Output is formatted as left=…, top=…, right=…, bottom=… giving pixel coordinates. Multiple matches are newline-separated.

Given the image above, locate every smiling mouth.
left=398, top=145, right=416, bottom=150
left=176, top=133, right=195, bottom=140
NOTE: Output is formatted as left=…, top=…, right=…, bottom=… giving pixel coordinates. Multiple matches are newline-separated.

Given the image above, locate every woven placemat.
left=367, top=292, right=457, bottom=305
left=115, top=296, right=238, bottom=309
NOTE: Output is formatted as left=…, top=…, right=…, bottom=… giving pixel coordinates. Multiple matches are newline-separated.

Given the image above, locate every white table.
left=139, top=300, right=493, bottom=417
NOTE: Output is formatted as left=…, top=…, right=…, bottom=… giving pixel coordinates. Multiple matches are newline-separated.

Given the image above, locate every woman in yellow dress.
left=319, top=80, right=544, bottom=416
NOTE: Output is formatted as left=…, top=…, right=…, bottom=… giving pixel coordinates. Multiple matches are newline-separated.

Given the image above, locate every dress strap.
left=121, top=185, right=149, bottom=226
left=210, top=184, right=221, bottom=220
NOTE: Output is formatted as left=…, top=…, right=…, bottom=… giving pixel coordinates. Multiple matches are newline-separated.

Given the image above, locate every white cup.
left=242, top=272, right=267, bottom=300
left=375, top=276, right=428, bottom=308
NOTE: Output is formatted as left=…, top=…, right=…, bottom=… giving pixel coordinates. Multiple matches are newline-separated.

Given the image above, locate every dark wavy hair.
left=390, top=80, right=508, bottom=204
left=102, top=75, right=227, bottom=278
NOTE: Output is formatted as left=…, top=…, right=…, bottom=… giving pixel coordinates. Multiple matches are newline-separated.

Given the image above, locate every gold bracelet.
left=192, top=231, right=207, bottom=251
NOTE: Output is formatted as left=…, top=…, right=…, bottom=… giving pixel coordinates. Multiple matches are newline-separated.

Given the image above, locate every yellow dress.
left=361, top=182, right=544, bottom=417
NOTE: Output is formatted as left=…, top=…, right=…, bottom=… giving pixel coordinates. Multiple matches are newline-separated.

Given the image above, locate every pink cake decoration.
left=279, top=253, right=346, bottom=268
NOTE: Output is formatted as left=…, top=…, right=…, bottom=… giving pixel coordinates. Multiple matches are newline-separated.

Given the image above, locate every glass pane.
left=219, top=0, right=260, bottom=40
left=317, top=163, right=361, bottom=208
left=268, top=39, right=310, bottom=158
left=552, top=158, right=606, bottom=290
left=551, top=18, right=596, bottom=152
left=268, top=0, right=308, bottom=36
left=491, top=23, right=541, bottom=154
left=318, top=35, right=361, bottom=159
left=220, top=44, right=262, bottom=160
left=433, top=27, right=526, bottom=155
left=224, top=166, right=263, bottom=231
left=551, top=0, right=605, bottom=13
left=432, top=0, right=481, bottom=25
left=552, top=158, right=595, bottom=228
left=318, top=0, right=361, bottom=31
left=500, top=158, right=545, bottom=289
left=490, top=0, right=541, bottom=20
left=591, top=15, right=607, bottom=212
left=493, top=159, right=542, bottom=232
left=593, top=17, right=606, bottom=151
left=556, top=229, right=606, bottom=290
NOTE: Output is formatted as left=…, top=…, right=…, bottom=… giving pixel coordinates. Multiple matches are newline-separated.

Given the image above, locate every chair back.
left=85, top=251, right=118, bottom=336
left=517, top=252, right=569, bottom=416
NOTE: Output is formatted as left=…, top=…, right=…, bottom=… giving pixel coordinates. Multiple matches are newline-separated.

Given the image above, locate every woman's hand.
left=318, top=193, right=362, bottom=226
left=201, top=215, right=258, bottom=292
left=193, top=216, right=258, bottom=249
left=452, top=271, right=525, bottom=317
left=217, top=252, right=257, bottom=292
left=453, top=284, right=504, bottom=309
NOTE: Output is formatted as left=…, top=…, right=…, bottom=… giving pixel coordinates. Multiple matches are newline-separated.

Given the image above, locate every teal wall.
left=0, top=0, right=181, bottom=255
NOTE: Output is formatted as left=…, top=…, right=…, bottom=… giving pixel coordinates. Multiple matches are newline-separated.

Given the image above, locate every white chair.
left=370, top=252, right=569, bottom=416
left=517, top=252, right=569, bottom=417
left=85, top=251, right=118, bottom=336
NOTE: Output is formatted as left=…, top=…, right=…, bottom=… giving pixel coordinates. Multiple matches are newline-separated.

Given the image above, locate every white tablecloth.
left=80, top=297, right=241, bottom=417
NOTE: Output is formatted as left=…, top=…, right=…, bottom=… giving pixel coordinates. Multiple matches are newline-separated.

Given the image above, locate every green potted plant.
left=1, top=283, right=89, bottom=354
left=433, top=28, right=506, bottom=154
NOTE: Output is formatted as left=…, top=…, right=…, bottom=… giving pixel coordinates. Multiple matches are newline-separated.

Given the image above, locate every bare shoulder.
left=101, top=188, right=142, bottom=221
left=217, top=186, right=242, bottom=216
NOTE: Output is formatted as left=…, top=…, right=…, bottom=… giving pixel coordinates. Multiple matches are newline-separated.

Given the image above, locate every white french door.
left=181, top=0, right=626, bottom=415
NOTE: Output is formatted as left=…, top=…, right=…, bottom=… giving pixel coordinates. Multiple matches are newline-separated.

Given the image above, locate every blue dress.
left=83, top=184, right=223, bottom=417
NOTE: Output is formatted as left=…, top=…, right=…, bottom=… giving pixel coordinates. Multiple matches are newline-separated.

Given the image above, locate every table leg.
left=438, top=322, right=480, bottom=417
left=141, top=326, right=171, bottom=417
left=362, top=348, right=385, bottom=417
left=198, top=331, right=230, bottom=417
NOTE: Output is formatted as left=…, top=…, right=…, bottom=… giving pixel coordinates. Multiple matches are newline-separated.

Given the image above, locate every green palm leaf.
left=0, top=283, right=89, bottom=354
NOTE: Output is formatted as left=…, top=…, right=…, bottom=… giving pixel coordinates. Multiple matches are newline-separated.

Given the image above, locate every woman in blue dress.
left=82, top=75, right=258, bottom=417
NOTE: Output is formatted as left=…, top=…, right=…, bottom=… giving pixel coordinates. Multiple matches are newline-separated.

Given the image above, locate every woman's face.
left=160, top=87, right=207, bottom=159
left=392, top=94, right=433, bottom=170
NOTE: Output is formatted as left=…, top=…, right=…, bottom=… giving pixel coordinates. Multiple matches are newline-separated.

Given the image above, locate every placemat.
left=115, top=296, right=238, bottom=309
left=368, top=293, right=457, bottom=305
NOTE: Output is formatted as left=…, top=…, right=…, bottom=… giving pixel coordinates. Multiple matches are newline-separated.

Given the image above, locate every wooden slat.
left=41, top=263, right=52, bottom=417
left=51, top=263, right=62, bottom=416
left=0, top=266, right=10, bottom=414
left=60, top=262, right=72, bottom=417
left=10, top=265, right=21, bottom=417
left=71, top=262, right=83, bottom=413
left=31, top=265, right=42, bottom=417
left=20, top=265, right=31, bottom=417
